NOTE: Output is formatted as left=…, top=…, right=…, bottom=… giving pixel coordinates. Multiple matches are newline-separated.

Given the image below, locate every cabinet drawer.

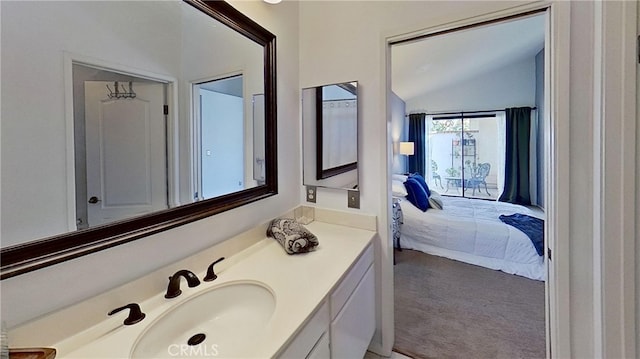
left=330, top=243, right=374, bottom=319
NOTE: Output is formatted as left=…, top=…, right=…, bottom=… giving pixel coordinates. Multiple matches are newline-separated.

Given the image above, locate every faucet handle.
left=203, top=257, right=225, bottom=282
left=108, top=303, right=145, bottom=325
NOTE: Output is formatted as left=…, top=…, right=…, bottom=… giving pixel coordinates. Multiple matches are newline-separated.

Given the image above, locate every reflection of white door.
left=200, top=89, right=244, bottom=199
left=85, top=81, right=167, bottom=226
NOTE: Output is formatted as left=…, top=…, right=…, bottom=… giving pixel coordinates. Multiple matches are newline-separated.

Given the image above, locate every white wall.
left=0, top=0, right=301, bottom=327
left=405, top=58, right=536, bottom=113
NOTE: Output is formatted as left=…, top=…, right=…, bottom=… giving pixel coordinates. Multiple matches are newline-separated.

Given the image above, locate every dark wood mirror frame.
left=0, top=0, right=278, bottom=280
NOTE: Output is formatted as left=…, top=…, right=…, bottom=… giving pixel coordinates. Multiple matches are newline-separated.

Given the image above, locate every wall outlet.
left=347, top=190, right=360, bottom=209
left=306, top=186, right=317, bottom=203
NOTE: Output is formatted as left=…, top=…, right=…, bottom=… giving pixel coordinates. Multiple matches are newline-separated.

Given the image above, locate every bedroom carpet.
left=393, top=249, right=546, bottom=359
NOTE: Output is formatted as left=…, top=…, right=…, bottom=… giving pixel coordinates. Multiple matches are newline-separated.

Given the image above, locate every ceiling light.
left=264, top=0, right=282, bottom=4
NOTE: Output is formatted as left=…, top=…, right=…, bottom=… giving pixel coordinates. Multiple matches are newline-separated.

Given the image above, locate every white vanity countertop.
left=53, top=220, right=375, bottom=358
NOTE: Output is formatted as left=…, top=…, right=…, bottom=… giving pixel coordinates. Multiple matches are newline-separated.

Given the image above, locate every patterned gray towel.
left=266, top=218, right=319, bottom=254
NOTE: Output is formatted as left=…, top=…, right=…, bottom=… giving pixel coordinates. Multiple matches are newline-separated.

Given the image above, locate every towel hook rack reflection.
left=106, top=81, right=136, bottom=99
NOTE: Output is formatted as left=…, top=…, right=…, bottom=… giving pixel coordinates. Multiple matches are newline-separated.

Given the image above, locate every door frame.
left=63, top=52, right=179, bottom=231
left=383, top=2, right=570, bottom=357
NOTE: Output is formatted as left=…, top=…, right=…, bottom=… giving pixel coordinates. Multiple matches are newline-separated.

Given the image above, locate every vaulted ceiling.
left=391, top=14, right=545, bottom=102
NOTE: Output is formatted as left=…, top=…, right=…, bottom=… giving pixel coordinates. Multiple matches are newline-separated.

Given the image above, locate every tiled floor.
left=364, top=351, right=412, bottom=359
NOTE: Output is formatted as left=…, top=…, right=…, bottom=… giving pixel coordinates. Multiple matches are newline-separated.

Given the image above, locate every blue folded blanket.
left=499, top=213, right=544, bottom=256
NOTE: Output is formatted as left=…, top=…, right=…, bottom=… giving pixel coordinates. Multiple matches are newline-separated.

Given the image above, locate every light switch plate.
left=347, top=190, right=360, bottom=209
left=306, top=186, right=317, bottom=203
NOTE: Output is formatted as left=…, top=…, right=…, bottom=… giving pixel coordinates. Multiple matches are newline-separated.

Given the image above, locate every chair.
left=466, top=163, right=491, bottom=196
left=431, top=160, right=444, bottom=189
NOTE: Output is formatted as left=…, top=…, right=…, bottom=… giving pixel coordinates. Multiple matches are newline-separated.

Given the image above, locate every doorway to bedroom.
left=389, top=10, right=548, bottom=358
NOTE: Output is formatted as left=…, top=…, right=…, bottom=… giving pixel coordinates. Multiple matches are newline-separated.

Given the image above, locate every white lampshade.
left=263, top=0, right=282, bottom=3
left=399, top=142, right=415, bottom=156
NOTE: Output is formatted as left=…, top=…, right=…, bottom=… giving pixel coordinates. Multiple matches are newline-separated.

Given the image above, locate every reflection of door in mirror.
left=73, top=64, right=170, bottom=230
left=84, top=82, right=168, bottom=227
left=193, top=75, right=245, bottom=200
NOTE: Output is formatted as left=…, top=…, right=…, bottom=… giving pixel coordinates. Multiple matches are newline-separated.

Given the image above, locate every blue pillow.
left=409, top=173, right=431, bottom=197
left=404, top=177, right=429, bottom=212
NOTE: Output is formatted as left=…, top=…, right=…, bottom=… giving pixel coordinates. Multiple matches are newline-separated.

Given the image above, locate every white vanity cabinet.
left=278, top=243, right=375, bottom=359
left=14, top=216, right=377, bottom=359
left=329, top=244, right=375, bottom=358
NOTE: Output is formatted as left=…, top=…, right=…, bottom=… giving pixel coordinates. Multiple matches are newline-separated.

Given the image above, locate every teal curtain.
left=408, top=113, right=426, bottom=176
left=499, top=107, right=532, bottom=205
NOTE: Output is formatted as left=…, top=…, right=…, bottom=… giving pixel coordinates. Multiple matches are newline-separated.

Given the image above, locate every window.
left=427, top=112, right=503, bottom=200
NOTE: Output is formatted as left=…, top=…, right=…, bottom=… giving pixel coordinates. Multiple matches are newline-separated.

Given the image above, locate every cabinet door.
left=307, top=332, right=330, bottom=359
left=330, top=264, right=375, bottom=358
left=278, top=302, right=329, bottom=359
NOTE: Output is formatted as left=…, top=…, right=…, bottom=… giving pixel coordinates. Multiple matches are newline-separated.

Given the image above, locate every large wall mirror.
left=0, top=0, right=277, bottom=279
left=302, top=82, right=359, bottom=190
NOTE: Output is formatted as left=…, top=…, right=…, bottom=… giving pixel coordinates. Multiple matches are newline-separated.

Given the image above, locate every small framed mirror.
left=302, top=82, right=359, bottom=190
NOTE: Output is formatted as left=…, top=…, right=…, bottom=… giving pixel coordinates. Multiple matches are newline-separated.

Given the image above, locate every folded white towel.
left=266, top=218, right=319, bottom=254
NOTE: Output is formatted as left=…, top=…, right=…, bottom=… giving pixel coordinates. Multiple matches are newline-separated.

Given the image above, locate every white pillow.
left=428, top=190, right=444, bottom=210
left=392, top=173, right=408, bottom=182
left=392, top=180, right=408, bottom=197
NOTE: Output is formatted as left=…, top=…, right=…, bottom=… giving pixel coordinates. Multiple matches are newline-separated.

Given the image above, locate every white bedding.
left=399, top=196, right=545, bottom=281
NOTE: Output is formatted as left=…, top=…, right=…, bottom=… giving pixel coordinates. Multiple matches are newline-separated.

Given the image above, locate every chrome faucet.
left=165, top=269, right=200, bottom=299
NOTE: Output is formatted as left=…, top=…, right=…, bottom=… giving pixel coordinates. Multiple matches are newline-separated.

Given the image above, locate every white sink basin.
left=131, top=281, right=276, bottom=358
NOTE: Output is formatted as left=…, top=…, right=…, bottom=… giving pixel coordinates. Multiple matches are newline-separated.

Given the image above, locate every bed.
left=396, top=194, right=545, bottom=281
